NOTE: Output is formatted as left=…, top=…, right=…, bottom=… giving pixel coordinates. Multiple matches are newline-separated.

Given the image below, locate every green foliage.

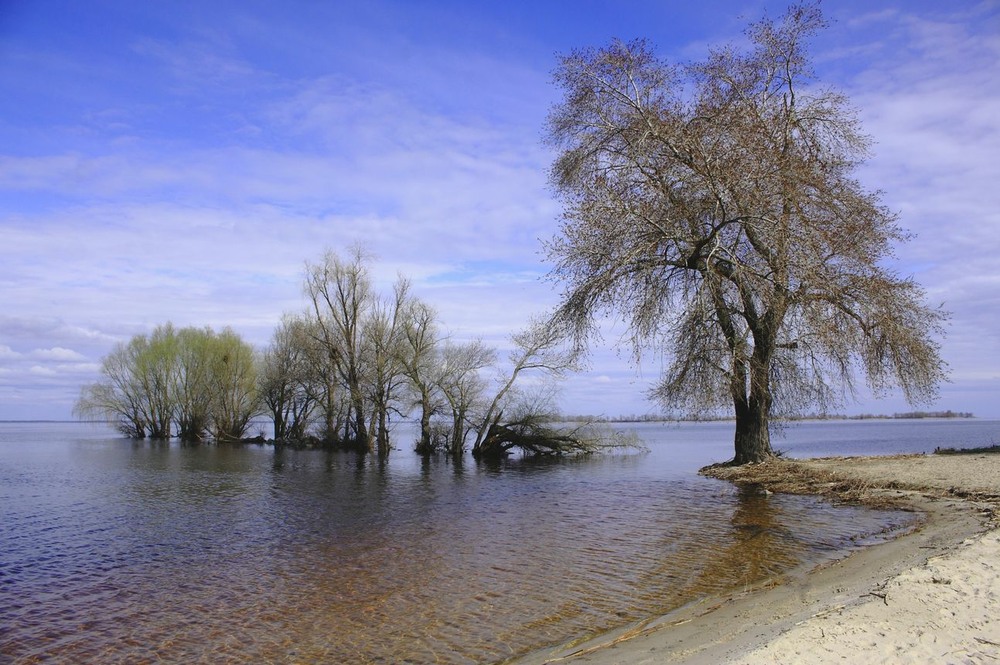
left=75, top=324, right=259, bottom=441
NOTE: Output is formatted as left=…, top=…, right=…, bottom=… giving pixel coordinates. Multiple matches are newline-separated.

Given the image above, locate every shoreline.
left=511, top=453, right=1000, bottom=664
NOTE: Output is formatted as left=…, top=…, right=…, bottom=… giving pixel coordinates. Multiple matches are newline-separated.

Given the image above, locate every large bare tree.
left=304, top=246, right=374, bottom=449
left=545, top=4, right=947, bottom=464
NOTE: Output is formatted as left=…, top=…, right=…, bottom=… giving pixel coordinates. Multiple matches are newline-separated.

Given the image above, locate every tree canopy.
left=74, top=324, right=259, bottom=441
left=544, top=3, right=947, bottom=464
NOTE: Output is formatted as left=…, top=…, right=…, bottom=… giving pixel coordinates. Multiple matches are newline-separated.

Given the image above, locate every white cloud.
left=30, top=347, right=88, bottom=362
left=0, top=345, right=22, bottom=360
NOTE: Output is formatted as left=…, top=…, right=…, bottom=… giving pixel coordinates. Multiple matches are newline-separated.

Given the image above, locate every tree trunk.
left=353, top=395, right=369, bottom=451
left=272, top=408, right=287, bottom=441
left=732, top=365, right=775, bottom=464
left=448, top=409, right=466, bottom=458
left=733, top=399, right=772, bottom=464
left=376, top=407, right=390, bottom=456
left=415, top=398, right=433, bottom=455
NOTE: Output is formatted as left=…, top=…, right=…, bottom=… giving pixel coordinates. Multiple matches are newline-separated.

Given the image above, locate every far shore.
left=512, top=452, right=1000, bottom=664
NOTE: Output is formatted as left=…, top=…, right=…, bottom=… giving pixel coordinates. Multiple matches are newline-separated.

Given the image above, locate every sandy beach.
left=514, top=452, right=1000, bottom=664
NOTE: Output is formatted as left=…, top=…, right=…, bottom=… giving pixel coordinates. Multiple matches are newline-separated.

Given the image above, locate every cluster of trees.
left=76, top=247, right=614, bottom=459
left=75, top=324, right=258, bottom=442
left=260, top=246, right=592, bottom=457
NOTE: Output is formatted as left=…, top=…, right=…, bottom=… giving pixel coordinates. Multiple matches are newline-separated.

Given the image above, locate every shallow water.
left=2, top=419, right=995, bottom=663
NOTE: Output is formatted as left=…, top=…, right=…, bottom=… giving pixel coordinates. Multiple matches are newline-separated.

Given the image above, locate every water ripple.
left=0, top=422, right=922, bottom=664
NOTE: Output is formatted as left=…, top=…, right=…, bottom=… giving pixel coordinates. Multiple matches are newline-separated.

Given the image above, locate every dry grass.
left=699, top=459, right=914, bottom=510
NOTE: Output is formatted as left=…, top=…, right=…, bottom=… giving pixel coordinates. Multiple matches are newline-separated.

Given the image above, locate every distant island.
left=557, top=410, right=975, bottom=424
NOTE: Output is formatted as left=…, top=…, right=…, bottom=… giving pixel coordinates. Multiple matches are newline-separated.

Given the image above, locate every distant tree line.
left=869, top=411, right=973, bottom=420
left=75, top=246, right=626, bottom=459
left=557, top=410, right=974, bottom=423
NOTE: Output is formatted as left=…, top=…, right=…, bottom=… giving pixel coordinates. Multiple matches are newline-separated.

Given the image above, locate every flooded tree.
left=436, top=339, right=495, bottom=457
left=362, top=278, right=412, bottom=455
left=75, top=341, right=149, bottom=438
left=304, top=246, right=374, bottom=450
left=173, top=327, right=215, bottom=442
left=207, top=328, right=260, bottom=442
left=544, top=3, right=947, bottom=464
left=471, top=318, right=581, bottom=459
left=129, top=325, right=178, bottom=439
left=258, top=315, right=317, bottom=442
left=474, top=389, right=599, bottom=458
left=75, top=324, right=260, bottom=442
left=397, top=298, right=444, bottom=455
left=299, top=315, right=349, bottom=445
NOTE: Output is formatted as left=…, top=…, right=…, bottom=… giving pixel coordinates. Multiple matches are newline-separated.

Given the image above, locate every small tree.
left=129, top=324, right=177, bottom=439
left=74, top=343, right=147, bottom=437
left=396, top=297, right=444, bottom=455
left=173, top=327, right=214, bottom=442
left=545, top=4, right=947, bottom=464
left=259, top=315, right=317, bottom=442
left=436, top=339, right=495, bottom=457
left=362, top=278, right=412, bottom=455
left=304, top=246, right=373, bottom=449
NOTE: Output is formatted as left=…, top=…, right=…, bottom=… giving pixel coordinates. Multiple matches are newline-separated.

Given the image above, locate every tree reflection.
left=633, top=485, right=805, bottom=616
left=704, top=486, right=802, bottom=587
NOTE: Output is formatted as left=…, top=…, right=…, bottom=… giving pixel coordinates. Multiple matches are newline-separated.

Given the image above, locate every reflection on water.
left=0, top=421, right=931, bottom=663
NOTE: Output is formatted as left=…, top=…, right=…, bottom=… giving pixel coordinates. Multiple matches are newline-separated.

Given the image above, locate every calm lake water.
left=2, top=418, right=997, bottom=664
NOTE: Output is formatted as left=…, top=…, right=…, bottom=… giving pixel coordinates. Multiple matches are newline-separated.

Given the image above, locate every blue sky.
left=1, top=0, right=998, bottom=420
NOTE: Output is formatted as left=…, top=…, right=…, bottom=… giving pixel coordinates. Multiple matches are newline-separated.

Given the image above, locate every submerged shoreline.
left=512, top=453, right=1000, bottom=664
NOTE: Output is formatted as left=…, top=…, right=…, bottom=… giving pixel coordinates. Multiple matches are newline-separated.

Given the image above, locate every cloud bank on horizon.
left=1, top=0, right=998, bottom=420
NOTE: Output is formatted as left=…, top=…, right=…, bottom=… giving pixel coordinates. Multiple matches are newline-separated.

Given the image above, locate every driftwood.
left=473, top=416, right=643, bottom=460
left=476, top=422, right=594, bottom=458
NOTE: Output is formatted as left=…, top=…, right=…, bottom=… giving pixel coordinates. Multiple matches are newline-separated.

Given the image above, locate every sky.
left=1, top=0, right=998, bottom=421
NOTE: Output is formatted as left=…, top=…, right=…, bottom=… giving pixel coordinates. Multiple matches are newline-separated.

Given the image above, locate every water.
left=1, top=419, right=996, bottom=664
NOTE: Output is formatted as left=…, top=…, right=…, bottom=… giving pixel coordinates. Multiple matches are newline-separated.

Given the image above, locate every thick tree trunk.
left=732, top=364, right=775, bottom=464
left=733, top=399, right=773, bottom=464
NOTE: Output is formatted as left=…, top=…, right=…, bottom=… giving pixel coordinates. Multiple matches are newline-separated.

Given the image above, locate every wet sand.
left=513, top=453, right=1000, bottom=664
